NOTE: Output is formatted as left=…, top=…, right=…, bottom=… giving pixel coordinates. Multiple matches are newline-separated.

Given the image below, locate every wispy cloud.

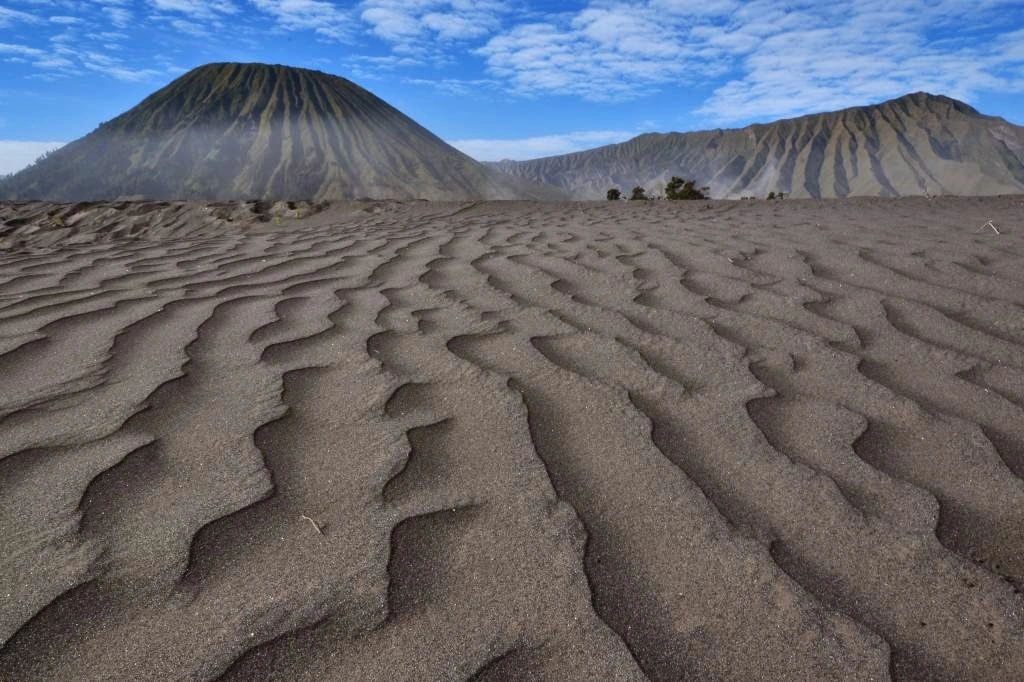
left=475, top=0, right=1024, bottom=118
left=82, top=51, right=161, bottom=82
left=2, top=0, right=1022, bottom=139
left=0, top=43, right=46, bottom=58
left=404, top=76, right=500, bottom=96
left=477, top=4, right=722, bottom=101
left=150, top=0, right=240, bottom=18
left=147, top=0, right=240, bottom=35
left=250, top=0, right=351, bottom=41
left=167, top=18, right=211, bottom=37
left=359, top=0, right=508, bottom=55
left=92, top=0, right=133, bottom=29
left=449, top=129, right=637, bottom=161
left=0, top=6, right=41, bottom=28
left=694, top=1, right=1024, bottom=122
left=32, top=55, right=76, bottom=70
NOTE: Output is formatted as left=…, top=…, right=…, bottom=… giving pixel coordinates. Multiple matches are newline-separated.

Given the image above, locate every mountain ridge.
left=490, top=92, right=1024, bottom=199
left=0, top=62, right=560, bottom=202
left=3, top=67, right=1023, bottom=202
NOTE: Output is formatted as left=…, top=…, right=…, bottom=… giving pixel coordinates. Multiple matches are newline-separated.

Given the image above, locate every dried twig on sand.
left=300, top=514, right=324, bottom=535
left=978, top=220, right=1001, bottom=234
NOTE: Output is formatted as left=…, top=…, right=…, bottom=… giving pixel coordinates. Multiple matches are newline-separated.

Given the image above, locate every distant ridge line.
left=489, top=92, right=1024, bottom=199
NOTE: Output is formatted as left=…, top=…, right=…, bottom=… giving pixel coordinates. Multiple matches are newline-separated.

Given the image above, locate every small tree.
left=767, top=191, right=776, bottom=200
left=630, top=186, right=647, bottom=201
left=665, top=176, right=708, bottom=200
left=607, top=188, right=621, bottom=201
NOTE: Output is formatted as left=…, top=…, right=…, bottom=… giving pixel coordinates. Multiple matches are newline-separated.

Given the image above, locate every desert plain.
left=1, top=195, right=1023, bottom=680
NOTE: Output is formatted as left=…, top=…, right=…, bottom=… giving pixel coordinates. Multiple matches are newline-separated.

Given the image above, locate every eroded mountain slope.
left=492, top=94, right=1024, bottom=199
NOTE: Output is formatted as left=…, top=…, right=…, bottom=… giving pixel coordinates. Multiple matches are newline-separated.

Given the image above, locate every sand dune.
left=1, top=196, right=1023, bottom=680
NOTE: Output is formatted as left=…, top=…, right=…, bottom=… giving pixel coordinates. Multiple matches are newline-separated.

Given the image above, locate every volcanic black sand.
left=1, top=196, right=1023, bottom=680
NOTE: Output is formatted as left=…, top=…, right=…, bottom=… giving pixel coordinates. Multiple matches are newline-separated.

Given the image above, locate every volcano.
left=0, top=62, right=558, bottom=202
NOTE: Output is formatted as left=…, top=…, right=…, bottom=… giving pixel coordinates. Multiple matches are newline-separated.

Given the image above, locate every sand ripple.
left=1, top=196, right=1023, bottom=680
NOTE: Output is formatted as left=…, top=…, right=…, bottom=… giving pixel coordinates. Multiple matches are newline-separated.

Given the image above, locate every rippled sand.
left=1, top=196, right=1023, bottom=680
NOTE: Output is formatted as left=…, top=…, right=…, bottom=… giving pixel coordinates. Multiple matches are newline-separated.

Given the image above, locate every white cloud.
left=0, top=140, right=65, bottom=175
left=3, top=0, right=1022, bottom=134
left=0, top=39, right=80, bottom=75
left=0, top=43, right=46, bottom=58
left=359, top=0, right=507, bottom=52
left=449, top=129, right=637, bottom=161
left=477, top=5, right=713, bottom=101
left=405, top=76, right=500, bottom=96
left=0, top=6, right=41, bottom=28
left=150, top=0, right=240, bottom=17
left=148, top=0, right=239, bottom=30
left=168, top=18, right=210, bottom=36
left=695, top=1, right=1024, bottom=123
left=33, top=55, right=75, bottom=69
left=87, top=31, right=131, bottom=42
left=470, top=0, right=1024, bottom=118
left=361, top=7, right=420, bottom=40
left=250, top=0, right=351, bottom=41
left=81, top=51, right=161, bottom=81
left=103, top=6, right=132, bottom=28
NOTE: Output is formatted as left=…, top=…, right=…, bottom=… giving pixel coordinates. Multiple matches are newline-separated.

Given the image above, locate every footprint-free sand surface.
left=1, top=196, right=1023, bottom=680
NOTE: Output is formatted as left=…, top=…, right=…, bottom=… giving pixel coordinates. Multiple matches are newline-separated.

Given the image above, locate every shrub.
left=607, top=188, right=621, bottom=201
left=665, top=176, right=709, bottom=200
left=630, top=186, right=647, bottom=201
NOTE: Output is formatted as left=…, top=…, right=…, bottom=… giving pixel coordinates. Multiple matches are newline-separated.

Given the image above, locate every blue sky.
left=2, top=0, right=1023, bottom=174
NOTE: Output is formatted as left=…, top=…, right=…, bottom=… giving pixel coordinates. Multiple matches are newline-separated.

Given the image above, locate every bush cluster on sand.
left=607, top=177, right=709, bottom=201
left=665, top=177, right=708, bottom=200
